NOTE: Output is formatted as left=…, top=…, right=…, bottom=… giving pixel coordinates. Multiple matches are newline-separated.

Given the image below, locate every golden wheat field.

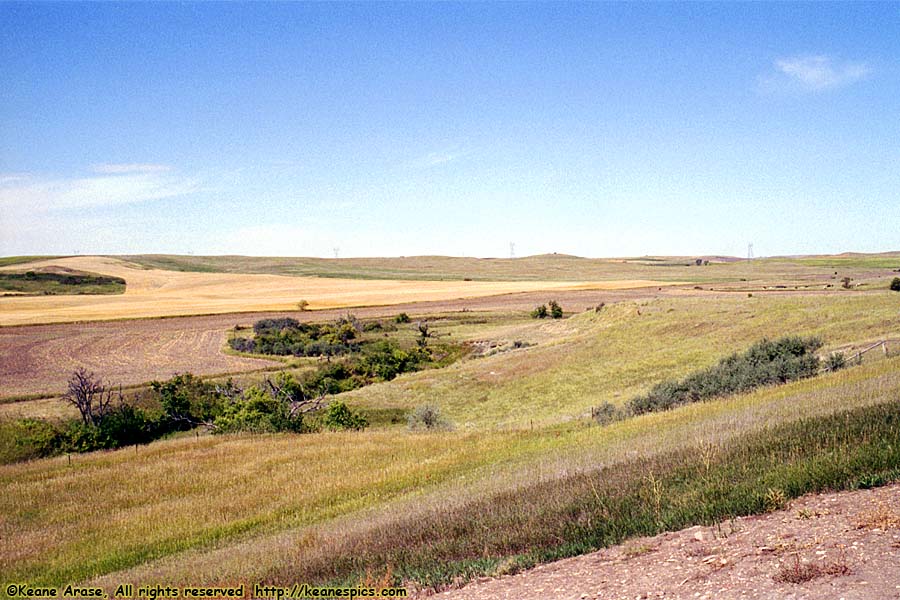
left=0, top=256, right=676, bottom=326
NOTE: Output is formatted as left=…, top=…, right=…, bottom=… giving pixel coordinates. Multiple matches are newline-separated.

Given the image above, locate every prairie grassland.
left=2, top=280, right=899, bottom=591
left=343, top=292, right=900, bottom=428
left=1, top=356, right=897, bottom=590
left=0, top=256, right=670, bottom=326
left=121, top=252, right=900, bottom=284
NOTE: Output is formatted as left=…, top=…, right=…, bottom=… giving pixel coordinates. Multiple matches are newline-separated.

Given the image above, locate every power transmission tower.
left=333, top=247, right=340, bottom=259
left=509, top=242, right=516, bottom=259
left=747, top=243, right=754, bottom=261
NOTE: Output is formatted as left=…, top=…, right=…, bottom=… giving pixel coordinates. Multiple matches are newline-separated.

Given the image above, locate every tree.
left=416, top=321, right=432, bottom=348
left=891, top=277, right=900, bottom=292
left=841, top=277, right=852, bottom=289
left=549, top=300, right=563, bottom=319
left=63, top=368, right=117, bottom=426
left=531, top=304, right=548, bottom=319
left=297, top=299, right=309, bottom=311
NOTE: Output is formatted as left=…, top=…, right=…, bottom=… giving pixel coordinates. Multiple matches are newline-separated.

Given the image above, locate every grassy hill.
left=2, top=290, right=899, bottom=590
left=116, top=251, right=900, bottom=283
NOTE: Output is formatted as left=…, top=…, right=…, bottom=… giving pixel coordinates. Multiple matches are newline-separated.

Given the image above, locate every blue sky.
left=1, top=2, right=898, bottom=258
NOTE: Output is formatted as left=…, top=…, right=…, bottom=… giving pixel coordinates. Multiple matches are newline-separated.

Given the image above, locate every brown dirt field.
left=0, top=287, right=675, bottom=400
left=430, top=482, right=900, bottom=600
left=0, top=316, right=281, bottom=400
left=0, top=256, right=677, bottom=326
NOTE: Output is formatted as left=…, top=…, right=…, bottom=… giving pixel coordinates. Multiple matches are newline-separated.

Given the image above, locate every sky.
left=1, top=2, right=898, bottom=259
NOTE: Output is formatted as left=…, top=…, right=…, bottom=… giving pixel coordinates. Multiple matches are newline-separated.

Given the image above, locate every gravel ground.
left=429, top=483, right=900, bottom=600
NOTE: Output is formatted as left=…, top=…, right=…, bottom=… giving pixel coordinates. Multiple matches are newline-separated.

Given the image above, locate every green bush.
left=592, top=402, right=625, bottom=425
left=0, top=419, right=65, bottom=463
left=825, top=352, right=847, bottom=372
left=323, top=401, right=368, bottom=431
left=97, top=404, right=160, bottom=447
left=63, top=421, right=112, bottom=452
left=213, top=386, right=307, bottom=434
left=395, top=313, right=411, bottom=324
left=549, top=300, right=563, bottom=319
left=230, top=318, right=358, bottom=357
left=891, top=277, right=900, bottom=292
left=150, top=373, right=223, bottom=428
left=629, top=336, right=823, bottom=415
left=359, top=341, right=425, bottom=381
left=531, top=304, right=548, bottom=319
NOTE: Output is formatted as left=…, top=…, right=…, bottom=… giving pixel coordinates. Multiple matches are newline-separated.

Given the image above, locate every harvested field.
left=0, top=287, right=676, bottom=400
left=0, top=316, right=280, bottom=400
left=0, top=256, right=675, bottom=326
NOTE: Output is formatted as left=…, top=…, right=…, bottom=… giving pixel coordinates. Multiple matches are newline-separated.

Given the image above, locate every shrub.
left=97, top=404, right=160, bottom=447
left=395, top=313, right=411, bottom=324
left=8, top=418, right=64, bottom=460
left=323, top=401, right=368, bottom=431
left=213, top=386, right=306, bottom=434
left=549, top=300, right=563, bottom=319
left=825, top=352, right=847, bottom=372
left=359, top=341, right=424, bottom=381
left=362, top=321, right=383, bottom=332
left=63, top=421, right=111, bottom=452
left=150, top=373, right=222, bottom=428
left=629, top=336, right=823, bottom=415
left=253, top=317, right=301, bottom=334
left=592, top=402, right=625, bottom=425
left=531, top=304, right=548, bottom=319
left=408, top=404, right=452, bottom=431
left=891, top=277, right=900, bottom=292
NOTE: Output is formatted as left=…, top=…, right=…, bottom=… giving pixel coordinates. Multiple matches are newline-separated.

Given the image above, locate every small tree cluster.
left=531, top=301, right=564, bottom=319
left=891, top=277, right=900, bottom=292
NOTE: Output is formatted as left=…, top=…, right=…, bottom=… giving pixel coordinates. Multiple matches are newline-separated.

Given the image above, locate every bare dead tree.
left=264, top=376, right=327, bottom=418
left=63, top=368, right=118, bottom=426
left=416, top=321, right=432, bottom=348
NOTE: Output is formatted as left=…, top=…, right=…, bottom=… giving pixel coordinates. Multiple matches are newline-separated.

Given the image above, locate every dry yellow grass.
left=0, top=256, right=676, bottom=326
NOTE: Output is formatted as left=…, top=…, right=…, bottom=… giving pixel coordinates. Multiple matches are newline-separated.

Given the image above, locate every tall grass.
left=271, top=399, right=900, bottom=588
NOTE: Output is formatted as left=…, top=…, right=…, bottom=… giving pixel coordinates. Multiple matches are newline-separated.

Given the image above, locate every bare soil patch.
left=430, top=483, right=900, bottom=600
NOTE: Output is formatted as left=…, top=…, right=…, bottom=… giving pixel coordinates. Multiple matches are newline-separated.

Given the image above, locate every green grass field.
left=2, top=287, right=900, bottom=592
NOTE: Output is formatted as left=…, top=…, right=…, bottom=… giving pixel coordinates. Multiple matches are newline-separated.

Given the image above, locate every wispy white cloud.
left=0, top=167, right=200, bottom=213
left=406, top=148, right=470, bottom=170
left=90, top=163, right=173, bottom=175
left=765, top=55, right=871, bottom=92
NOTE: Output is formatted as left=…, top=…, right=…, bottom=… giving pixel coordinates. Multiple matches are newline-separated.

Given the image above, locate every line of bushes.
left=229, top=317, right=360, bottom=356
left=0, top=271, right=126, bottom=296
left=628, top=336, right=824, bottom=415
left=1, top=369, right=374, bottom=463
left=272, top=399, right=900, bottom=589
